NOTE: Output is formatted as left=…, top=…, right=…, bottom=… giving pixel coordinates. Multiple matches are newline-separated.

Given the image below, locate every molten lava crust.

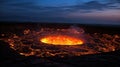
left=40, top=35, right=83, bottom=45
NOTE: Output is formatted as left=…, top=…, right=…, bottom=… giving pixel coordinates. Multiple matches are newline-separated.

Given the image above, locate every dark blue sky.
left=0, top=0, right=120, bottom=24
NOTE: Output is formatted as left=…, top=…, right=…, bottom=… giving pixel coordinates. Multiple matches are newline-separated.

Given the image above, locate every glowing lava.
left=40, top=35, right=84, bottom=45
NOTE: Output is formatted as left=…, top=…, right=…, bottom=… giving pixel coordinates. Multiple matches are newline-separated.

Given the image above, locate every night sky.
left=0, top=0, right=120, bottom=24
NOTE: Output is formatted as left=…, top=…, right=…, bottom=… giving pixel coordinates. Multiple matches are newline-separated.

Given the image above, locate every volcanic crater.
left=1, top=25, right=120, bottom=57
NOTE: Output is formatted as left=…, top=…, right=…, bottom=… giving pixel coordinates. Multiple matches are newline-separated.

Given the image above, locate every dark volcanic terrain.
left=0, top=22, right=120, bottom=67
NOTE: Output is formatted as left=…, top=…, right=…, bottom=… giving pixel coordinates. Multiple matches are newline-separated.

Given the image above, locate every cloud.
left=0, top=0, right=120, bottom=24
left=66, top=9, right=120, bottom=20
left=78, top=1, right=107, bottom=10
left=1, top=0, right=120, bottom=12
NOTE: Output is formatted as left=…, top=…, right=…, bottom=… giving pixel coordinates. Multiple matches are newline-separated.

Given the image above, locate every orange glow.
left=40, top=35, right=84, bottom=45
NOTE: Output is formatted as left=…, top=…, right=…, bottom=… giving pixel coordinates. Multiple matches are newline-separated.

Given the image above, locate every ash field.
left=0, top=22, right=120, bottom=67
